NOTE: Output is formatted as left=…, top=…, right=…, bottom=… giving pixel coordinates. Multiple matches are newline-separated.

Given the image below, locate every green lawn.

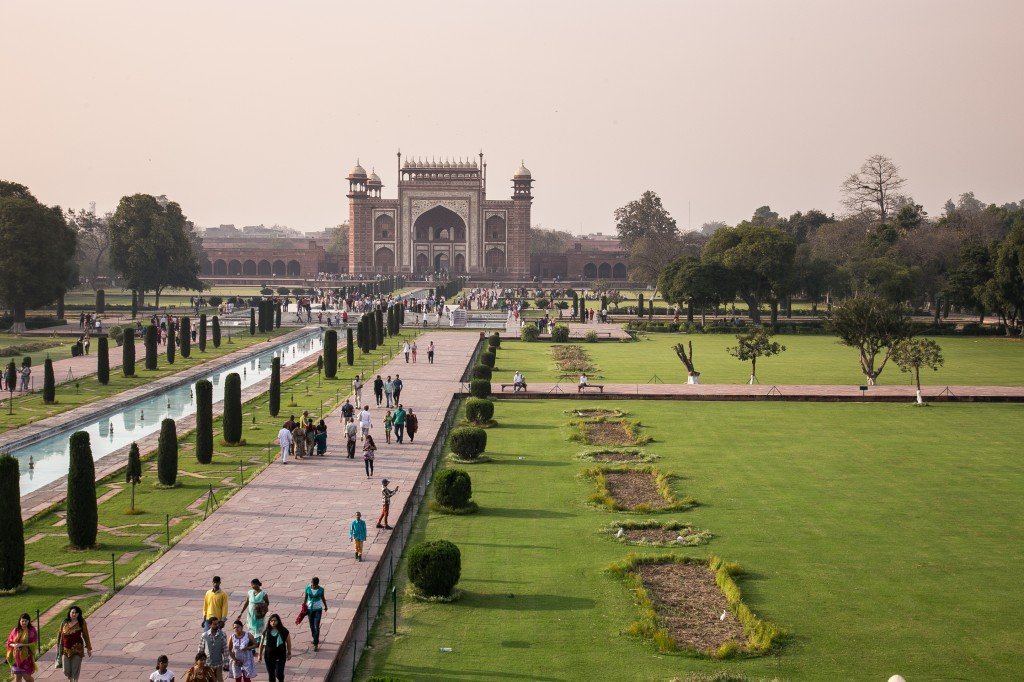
left=361, top=399, right=1024, bottom=681
left=494, top=334, right=1024, bottom=386
left=0, top=333, right=78, bottom=366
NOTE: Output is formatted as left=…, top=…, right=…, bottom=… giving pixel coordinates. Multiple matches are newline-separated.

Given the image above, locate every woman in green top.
left=383, top=410, right=393, bottom=444
left=238, top=579, right=269, bottom=644
left=303, top=578, right=328, bottom=651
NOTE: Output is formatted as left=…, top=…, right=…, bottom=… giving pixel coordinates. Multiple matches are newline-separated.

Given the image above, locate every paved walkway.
left=36, top=332, right=479, bottom=680
left=496, top=381, right=1024, bottom=402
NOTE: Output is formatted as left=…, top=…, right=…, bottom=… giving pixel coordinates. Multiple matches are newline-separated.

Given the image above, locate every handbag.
left=295, top=601, right=308, bottom=625
left=55, top=650, right=64, bottom=669
left=254, top=599, right=268, bottom=619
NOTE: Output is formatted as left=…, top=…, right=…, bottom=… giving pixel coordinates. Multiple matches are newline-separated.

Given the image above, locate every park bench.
left=577, top=384, right=605, bottom=393
left=500, top=383, right=528, bottom=392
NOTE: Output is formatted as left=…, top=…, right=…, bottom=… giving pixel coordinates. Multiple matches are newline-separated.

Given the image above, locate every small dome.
left=368, top=170, right=382, bottom=184
left=349, top=161, right=367, bottom=178
left=514, top=161, right=531, bottom=178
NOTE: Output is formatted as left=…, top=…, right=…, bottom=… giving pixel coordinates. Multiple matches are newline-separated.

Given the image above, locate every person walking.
left=349, top=511, right=367, bottom=561
left=197, top=617, right=227, bottom=682
left=377, top=479, right=399, bottom=529
left=227, top=620, right=257, bottom=682
left=411, top=341, right=418, bottom=363
left=345, top=417, right=357, bottom=458
left=340, top=399, right=354, bottom=422
left=427, top=340, right=434, bottom=364
left=402, top=340, right=411, bottom=362
left=256, top=615, right=291, bottom=682
left=315, top=419, right=328, bottom=456
left=393, top=375, right=403, bottom=403
left=383, top=376, right=394, bottom=408
left=57, top=605, right=92, bottom=681
left=304, top=418, right=316, bottom=456
left=203, top=576, right=229, bottom=631
left=302, top=577, right=328, bottom=651
left=392, top=404, right=406, bottom=444
left=182, top=653, right=217, bottom=682
left=363, top=434, right=377, bottom=477
left=352, top=375, right=363, bottom=409
left=150, top=655, right=175, bottom=682
left=373, top=375, right=384, bottom=406
left=383, top=410, right=393, bottom=444
left=6, top=613, right=38, bottom=682
left=406, top=408, right=419, bottom=444
left=358, top=405, right=372, bottom=441
left=292, top=421, right=307, bottom=460
left=237, top=580, right=269, bottom=643
left=276, top=423, right=293, bottom=465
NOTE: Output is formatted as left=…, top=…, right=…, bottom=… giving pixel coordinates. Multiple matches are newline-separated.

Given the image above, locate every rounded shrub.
left=157, top=418, right=178, bottom=486
left=464, top=397, right=494, bottom=424
left=67, top=431, right=97, bottom=549
left=488, top=332, right=500, bottom=349
left=520, top=325, right=540, bottom=342
left=408, top=539, right=462, bottom=598
left=550, top=324, right=570, bottom=342
left=469, top=379, right=491, bottom=398
left=479, top=351, right=496, bottom=368
left=450, top=426, right=487, bottom=459
left=434, top=468, right=472, bottom=509
left=584, top=330, right=599, bottom=343
left=0, top=454, right=25, bottom=589
left=471, top=364, right=492, bottom=381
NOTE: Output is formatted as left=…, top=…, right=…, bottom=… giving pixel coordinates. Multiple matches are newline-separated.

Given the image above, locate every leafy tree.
left=324, top=330, right=338, bottom=378
left=614, top=190, right=680, bottom=252
left=981, top=221, right=1024, bottom=332
left=944, top=242, right=992, bottom=322
left=67, top=431, right=98, bottom=549
left=122, top=327, right=136, bottom=377
left=849, top=256, right=919, bottom=304
left=0, top=454, right=25, bottom=589
left=43, top=358, right=56, bottom=403
left=529, top=226, right=574, bottom=254
left=195, top=380, right=213, bottom=463
left=212, top=315, right=221, bottom=348
left=0, top=181, right=78, bottom=331
left=702, top=224, right=796, bottom=324
left=659, top=256, right=733, bottom=326
left=66, top=206, right=111, bottom=287
left=97, top=336, right=109, bottom=384
left=107, top=194, right=204, bottom=307
left=892, top=338, right=944, bottom=404
left=828, top=295, right=912, bottom=385
left=157, top=418, right=178, bottom=486
left=727, top=328, right=787, bottom=384
left=268, top=357, right=282, bottom=416
left=841, top=154, right=908, bottom=222
left=222, top=373, right=242, bottom=444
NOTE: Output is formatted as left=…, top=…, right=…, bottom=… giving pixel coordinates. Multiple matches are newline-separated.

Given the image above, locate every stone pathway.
left=35, top=331, right=479, bottom=680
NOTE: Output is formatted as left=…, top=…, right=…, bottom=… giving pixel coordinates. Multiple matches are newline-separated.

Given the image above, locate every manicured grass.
left=0, top=330, right=420, bottom=667
left=495, top=334, right=1024, bottom=386
left=361, top=399, right=1024, bottom=681
left=0, top=333, right=77, bottom=365
left=0, top=328, right=290, bottom=433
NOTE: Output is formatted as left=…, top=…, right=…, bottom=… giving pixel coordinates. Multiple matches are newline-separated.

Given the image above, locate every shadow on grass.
left=486, top=457, right=570, bottom=467
left=457, top=541, right=556, bottom=551
left=475, top=507, right=574, bottom=519
left=386, top=664, right=563, bottom=681
left=459, top=591, right=595, bottom=611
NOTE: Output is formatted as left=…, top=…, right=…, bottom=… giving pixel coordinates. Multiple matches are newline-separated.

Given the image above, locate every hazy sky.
left=3, top=1, right=1022, bottom=234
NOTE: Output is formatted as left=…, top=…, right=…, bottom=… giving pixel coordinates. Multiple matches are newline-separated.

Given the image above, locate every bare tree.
left=67, top=206, right=111, bottom=288
left=841, top=154, right=907, bottom=223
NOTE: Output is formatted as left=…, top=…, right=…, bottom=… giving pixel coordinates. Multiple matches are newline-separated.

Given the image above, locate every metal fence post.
left=111, top=552, right=116, bottom=591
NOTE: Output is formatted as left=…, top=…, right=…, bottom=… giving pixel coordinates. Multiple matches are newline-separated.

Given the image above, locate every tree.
left=828, top=295, right=912, bottom=385
left=195, top=379, right=213, bottom=464
left=346, top=327, right=354, bottom=366
left=66, top=206, right=111, bottom=287
left=122, top=327, right=136, bottom=377
left=198, top=313, right=207, bottom=352
left=614, top=191, right=680, bottom=252
left=145, top=325, right=159, bottom=370
left=659, top=256, right=733, bottom=326
left=108, top=194, right=204, bottom=307
left=97, top=336, right=110, bottom=384
left=179, top=317, right=191, bottom=358
left=324, top=330, right=338, bottom=378
left=222, top=373, right=242, bottom=444
left=627, top=233, right=700, bottom=287
left=212, top=315, right=221, bottom=348
left=376, top=308, right=385, bottom=345
left=326, top=223, right=349, bottom=259
left=841, top=154, right=907, bottom=223
left=275, top=302, right=282, bottom=328
left=43, top=358, right=56, bottom=403
left=126, top=442, right=142, bottom=512
left=529, top=226, right=573, bottom=255
left=0, top=181, right=78, bottom=331
left=67, top=431, right=98, bottom=549
left=0, top=454, right=25, bottom=589
left=268, top=357, right=281, bottom=416
left=673, top=341, right=699, bottom=381
left=702, top=224, right=796, bottom=324
left=981, top=221, right=1024, bottom=332
left=249, top=308, right=256, bottom=336
left=727, top=329, right=787, bottom=384
left=892, top=338, right=944, bottom=404
left=166, top=326, right=176, bottom=364
left=157, top=418, right=178, bottom=486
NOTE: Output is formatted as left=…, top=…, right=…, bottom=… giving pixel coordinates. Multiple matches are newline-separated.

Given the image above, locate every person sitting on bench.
left=513, top=370, right=527, bottom=392
left=578, top=373, right=588, bottom=391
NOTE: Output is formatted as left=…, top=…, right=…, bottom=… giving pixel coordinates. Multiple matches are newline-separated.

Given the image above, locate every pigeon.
left=616, top=528, right=625, bottom=538
left=719, top=610, right=727, bottom=621
left=676, top=535, right=687, bottom=543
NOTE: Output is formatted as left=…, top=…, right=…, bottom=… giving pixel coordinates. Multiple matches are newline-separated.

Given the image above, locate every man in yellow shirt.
left=203, top=576, right=228, bottom=631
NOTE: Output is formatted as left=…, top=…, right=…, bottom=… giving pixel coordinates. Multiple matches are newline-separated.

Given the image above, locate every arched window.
left=286, top=260, right=301, bottom=277
left=272, top=260, right=286, bottom=276
left=258, top=260, right=272, bottom=276
left=583, top=263, right=597, bottom=278
left=485, top=248, right=505, bottom=272
left=485, top=215, right=506, bottom=241
left=454, top=253, right=466, bottom=273
left=613, top=263, right=627, bottom=279
left=415, top=252, right=429, bottom=273
left=243, top=260, right=257, bottom=276
left=202, top=260, right=213, bottom=276
left=375, top=215, right=394, bottom=241
left=228, top=260, right=242, bottom=276
left=375, top=247, right=395, bottom=272
left=598, top=262, right=611, bottom=278
left=214, top=260, right=227, bottom=276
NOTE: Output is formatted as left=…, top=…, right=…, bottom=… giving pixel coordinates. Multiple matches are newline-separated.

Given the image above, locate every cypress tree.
left=249, top=308, right=256, bottom=335
left=43, top=357, right=56, bottom=404
left=157, top=418, right=178, bottom=486
left=572, top=292, right=579, bottom=318
left=356, top=317, right=365, bottom=353
left=637, top=293, right=644, bottom=317
left=369, top=313, right=378, bottom=351
left=195, top=379, right=213, bottom=464
left=580, top=299, right=587, bottom=323
left=648, top=299, right=654, bottom=319
left=222, top=372, right=242, bottom=444
left=376, top=308, right=385, bottom=344
left=123, top=327, right=136, bottom=377
left=0, top=454, right=25, bottom=589
left=145, top=325, right=159, bottom=370
left=67, top=431, right=98, bottom=549
left=324, top=330, right=338, bottom=379
left=97, top=336, right=109, bottom=385
left=180, top=317, right=191, bottom=358
left=212, top=315, right=221, bottom=348
left=95, top=288, right=105, bottom=314
left=268, top=357, right=282, bottom=415
left=198, top=314, right=207, bottom=352
left=258, top=301, right=268, bottom=332
left=126, top=442, right=142, bottom=484
left=346, top=327, right=354, bottom=366
left=399, top=301, right=405, bottom=324
left=166, top=327, right=176, bottom=364
left=601, top=295, right=608, bottom=312
left=275, top=302, right=282, bottom=328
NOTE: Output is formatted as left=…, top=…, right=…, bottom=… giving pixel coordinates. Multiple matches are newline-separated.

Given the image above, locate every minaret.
left=347, top=160, right=370, bottom=275
left=510, top=161, right=533, bottom=277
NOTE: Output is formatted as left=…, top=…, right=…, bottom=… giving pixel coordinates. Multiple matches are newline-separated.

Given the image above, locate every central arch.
left=414, top=206, right=466, bottom=244
left=375, top=246, right=395, bottom=272
left=434, top=252, right=450, bottom=272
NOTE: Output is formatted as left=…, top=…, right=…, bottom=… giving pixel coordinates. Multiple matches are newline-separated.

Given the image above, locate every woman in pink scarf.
left=6, top=613, right=38, bottom=681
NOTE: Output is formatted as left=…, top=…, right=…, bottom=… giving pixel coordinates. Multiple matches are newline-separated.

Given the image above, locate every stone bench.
left=577, top=384, right=605, bottom=393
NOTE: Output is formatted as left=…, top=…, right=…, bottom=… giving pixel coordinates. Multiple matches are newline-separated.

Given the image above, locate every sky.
left=2, top=0, right=1022, bottom=235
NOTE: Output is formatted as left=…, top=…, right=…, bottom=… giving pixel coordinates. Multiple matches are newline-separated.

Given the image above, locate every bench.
left=577, top=384, right=605, bottom=393
left=500, top=383, right=528, bottom=392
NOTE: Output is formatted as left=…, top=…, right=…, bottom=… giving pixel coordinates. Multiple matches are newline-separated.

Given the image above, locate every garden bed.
left=570, top=408, right=623, bottom=418
left=579, top=448, right=656, bottom=463
left=587, top=466, right=696, bottom=512
left=602, top=520, right=711, bottom=546
left=571, top=418, right=649, bottom=446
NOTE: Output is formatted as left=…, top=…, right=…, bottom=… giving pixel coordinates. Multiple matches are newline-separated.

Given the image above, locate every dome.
left=367, top=170, right=382, bottom=184
left=514, top=161, right=531, bottom=178
left=349, top=161, right=367, bottom=178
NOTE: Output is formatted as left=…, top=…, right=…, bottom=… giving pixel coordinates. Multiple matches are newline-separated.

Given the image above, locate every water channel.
left=14, top=329, right=323, bottom=496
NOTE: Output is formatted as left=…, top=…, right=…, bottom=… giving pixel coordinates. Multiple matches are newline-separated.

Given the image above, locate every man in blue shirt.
left=349, top=511, right=367, bottom=562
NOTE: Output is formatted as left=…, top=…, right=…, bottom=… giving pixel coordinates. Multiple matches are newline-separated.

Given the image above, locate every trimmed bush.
left=95, top=288, right=105, bottom=314
left=268, top=357, right=281, bottom=417
left=464, top=397, right=494, bottom=424
left=520, top=325, right=541, bottom=342
left=179, top=317, right=191, bottom=358
left=145, top=324, right=159, bottom=370
left=408, top=539, right=462, bottom=598
left=126, top=443, right=142, bottom=484
left=275, top=302, right=281, bottom=328
left=551, top=324, right=570, bottom=342
left=42, top=358, right=55, bottom=403
left=480, top=350, right=496, bottom=368
left=249, top=308, right=256, bottom=335
left=212, top=315, right=221, bottom=348
left=97, top=336, right=109, bottom=384
left=166, top=328, right=175, bottom=364
left=198, top=314, right=207, bottom=352
left=157, top=418, right=178, bottom=486
left=356, top=318, right=364, bottom=352
left=450, top=426, right=487, bottom=459
left=222, top=372, right=243, bottom=444
left=367, top=313, right=378, bottom=350
left=584, top=330, right=599, bottom=343
left=122, top=328, right=136, bottom=377
left=346, top=328, right=354, bottom=366
left=195, top=379, right=213, bottom=464
left=469, top=379, right=491, bottom=398
left=434, top=468, right=473, bottom=509
left=0, top=454, right=25, bottom=589
left=108, top=324, right=124, bottom=346
left=637, top=293, right=644, bottom=317
left=67, top=431, right=98, bottom=549
left=471, top=364, right=492, bottom=381
left=324, top=329, right=338, bottom=378
left=376, top=308, right=385, bottom=344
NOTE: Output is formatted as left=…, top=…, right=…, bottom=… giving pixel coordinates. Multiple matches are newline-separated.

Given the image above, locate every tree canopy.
left=614, top=190, right=680, bottom=251
left=701, top=223, right=796, bottom=323
left=827, top=294, right=912, bottom=385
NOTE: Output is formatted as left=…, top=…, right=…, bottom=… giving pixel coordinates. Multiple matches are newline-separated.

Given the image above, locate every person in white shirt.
left=578, top=373, right=588, bottom=388
left=513, top=371, right=526, bottom=392
left=352, top=375, right=363, bottom=408
left=403, top=340, right=411, bottom=363
left=358, top=406, right=373, bottom=441
left=150, top=655, right=175, bottom=682
left=277, top=425, right=293, bottom=464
